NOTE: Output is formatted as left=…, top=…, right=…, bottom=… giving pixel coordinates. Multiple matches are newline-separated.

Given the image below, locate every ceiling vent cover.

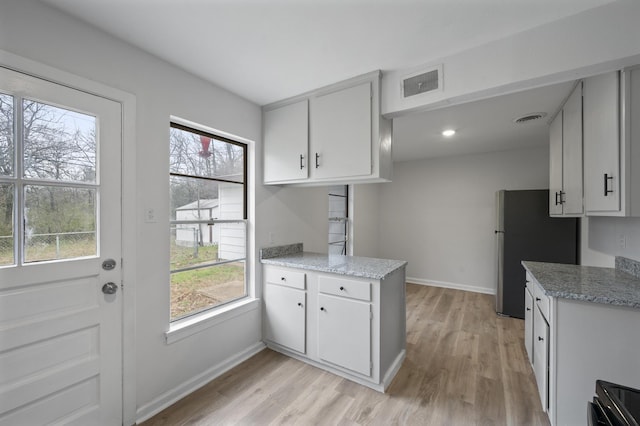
left=513, top=112, right=547, bottom=124
left=402, top=65, right=443, bottom=98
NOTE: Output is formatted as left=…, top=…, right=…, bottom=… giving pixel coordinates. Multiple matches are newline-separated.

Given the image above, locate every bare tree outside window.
left=0, top=95, right=97, bottom=266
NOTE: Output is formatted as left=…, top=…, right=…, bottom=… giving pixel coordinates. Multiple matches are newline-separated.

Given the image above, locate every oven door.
left=589, top=397, right=615, bottom=426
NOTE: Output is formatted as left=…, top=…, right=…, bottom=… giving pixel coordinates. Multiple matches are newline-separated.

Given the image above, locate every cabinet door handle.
left=297, top=302, right=303, bottom=307
left=300, top=154, right=305, bottom=169
left=560, top=191, right=565, bottom=205
left=320, top=307, right=325, bottom=311
left=315, top=153, right=320, bottom=168
left=538, top=336, right=544, bottom=341
left=281, top=277, right=286, bottom=281
left=535, top=297, right=541, bottom=302
left=339, top=286, right=345, bottom=291
left=526, top=307, right=531, bottom=311
left=555, top=191, right=561, bottom=206
left=604, top=173, right=614, bottom=196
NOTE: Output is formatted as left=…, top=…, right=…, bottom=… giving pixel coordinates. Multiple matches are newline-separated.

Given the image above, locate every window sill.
left=165, top=298, right=260, bottom=345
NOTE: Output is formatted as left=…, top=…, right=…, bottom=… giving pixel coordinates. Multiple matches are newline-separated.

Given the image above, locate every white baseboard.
left=136, top=341, right=266, bottom=423
left=406, top=277, right=496, bottom=295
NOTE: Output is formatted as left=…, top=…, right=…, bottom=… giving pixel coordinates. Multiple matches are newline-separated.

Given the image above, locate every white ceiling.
left=392, top=81, right=576, bottom=162
left=40, top=0, right=612, bottom=161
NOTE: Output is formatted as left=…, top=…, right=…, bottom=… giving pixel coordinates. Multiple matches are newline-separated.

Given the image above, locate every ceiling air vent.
left=513, top=112, right=547, bottom=124
left=401, top=65, right=443, bottom=98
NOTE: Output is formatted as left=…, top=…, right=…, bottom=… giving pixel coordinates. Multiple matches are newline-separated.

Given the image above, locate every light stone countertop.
left=261, top=251, right=407, bottom=280
left=522, top=261, right=640, bottom=309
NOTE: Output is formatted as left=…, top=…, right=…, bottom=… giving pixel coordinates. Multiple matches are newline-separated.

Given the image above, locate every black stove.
left=589, top=380, right=640, bottom=426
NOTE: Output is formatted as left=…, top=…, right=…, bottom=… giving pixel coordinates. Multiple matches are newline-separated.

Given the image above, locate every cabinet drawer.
left=265, top=267, right=306, bottom=290
left=532, top=279, right=550, bottom=320
left=318, top=275, right=371, bottom=301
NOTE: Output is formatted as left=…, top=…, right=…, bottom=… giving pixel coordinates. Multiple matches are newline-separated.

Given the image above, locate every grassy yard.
left=0, top=237, right=95, bottom=265
left=170, top=242, right=245, bottom=320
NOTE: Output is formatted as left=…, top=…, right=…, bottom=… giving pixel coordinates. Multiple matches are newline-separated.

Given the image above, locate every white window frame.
left=166, top=120, right=254, bottom=342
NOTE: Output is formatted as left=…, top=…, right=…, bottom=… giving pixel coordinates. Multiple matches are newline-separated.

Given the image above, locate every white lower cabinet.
left=525, top=272, right=640, bottom=426
left=533, top=305, right=549, bottom=411
left=264, top=283, right=306, bottom=354
left=525, top=273, right=551, bottom=413
left=262, top=264, right=406, bottom=392
left=318, top=294, right=371, bottom=376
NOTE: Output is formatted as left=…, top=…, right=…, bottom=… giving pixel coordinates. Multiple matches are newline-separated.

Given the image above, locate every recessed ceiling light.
left=442, top=129, right=456, bottom=137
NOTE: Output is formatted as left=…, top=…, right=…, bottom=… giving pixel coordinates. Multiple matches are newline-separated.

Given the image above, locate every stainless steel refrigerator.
left=495, top=189, right=578, bottom=318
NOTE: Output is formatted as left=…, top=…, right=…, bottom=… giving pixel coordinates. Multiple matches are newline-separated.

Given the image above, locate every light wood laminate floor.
left=142, top=284, right=549, bottom=425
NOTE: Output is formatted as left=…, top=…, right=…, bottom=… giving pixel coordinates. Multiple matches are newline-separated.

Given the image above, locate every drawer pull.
left=320, top=307, right=325, bottom=311
left=297, top=302, right=303, bottom=307
left=339, top=286, right=345, bottom=291
left=281, top=277, right=286, bottom=281
left=526, top=307, right=531, bottom=311
left=535, top=297, right=541, bottom=302
left=538, top=336, right=544, bottom=341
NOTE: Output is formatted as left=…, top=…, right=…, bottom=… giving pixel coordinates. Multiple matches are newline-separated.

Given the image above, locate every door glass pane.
left=0, top=93, right=13, bottom=176
left=170, top=127, right=244, bottom=182
left=24, top=185, right=96, bottom=262
left=0, top=184, right=14, bottom=266
left=23, top=99, right=96, bottom=183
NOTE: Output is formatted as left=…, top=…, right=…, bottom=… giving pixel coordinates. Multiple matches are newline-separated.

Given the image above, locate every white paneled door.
left=0, top=67, right=122, bottom=425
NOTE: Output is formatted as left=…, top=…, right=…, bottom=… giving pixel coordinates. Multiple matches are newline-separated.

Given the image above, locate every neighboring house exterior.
left=217, top=184, right=245, bottom=261
left=174, top=183, right=245, bottom=261
left=175, top=199, right=220, bottom=247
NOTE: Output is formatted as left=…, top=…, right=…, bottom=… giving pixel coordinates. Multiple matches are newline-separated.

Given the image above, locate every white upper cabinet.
left=263, top=100, right=309, bottom=183
left=263, top=71, right=392, bottom=186
left=584, top=71, right=621, bottom=213
left=549, top=82, right=583, bottom=217
left=583, top=68, right=640, bottom=216
left=549, top=111, right=563, bottom=216
left=311, top=82, right=372, bottom=180
left=561, top=82, right=584, bottom=216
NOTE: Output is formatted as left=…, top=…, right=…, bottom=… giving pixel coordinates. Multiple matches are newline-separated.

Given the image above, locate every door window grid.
left=0, top=92, right=98, bottom=267
left=169, top=123, right=248, bottom=322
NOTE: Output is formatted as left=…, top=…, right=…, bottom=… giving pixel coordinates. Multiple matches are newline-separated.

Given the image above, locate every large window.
left=169, top=123, right=247, bottom=321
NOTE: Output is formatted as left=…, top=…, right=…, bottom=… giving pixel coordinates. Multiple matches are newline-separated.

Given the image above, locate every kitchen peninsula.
left=522, top=258, right=640, bottom=426
left=260, top=244, right=407, bottom=392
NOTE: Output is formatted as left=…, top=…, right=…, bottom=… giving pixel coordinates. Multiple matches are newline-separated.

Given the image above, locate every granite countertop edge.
left=522, top=260, right=640, bottom=309
left=260, top=244, right=407, bottom=280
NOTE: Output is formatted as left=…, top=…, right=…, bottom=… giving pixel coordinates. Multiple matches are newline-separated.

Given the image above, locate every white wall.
left=585, top=217, right=640, bottom=264
left=0, top=0, right=328, bottom=423
left=350, top=184, right=382, bottom=258
left=378, top=147, right=549, bottom=294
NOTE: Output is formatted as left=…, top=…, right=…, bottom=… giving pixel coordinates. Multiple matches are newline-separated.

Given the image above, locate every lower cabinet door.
left=524, top=286, right=534, bottom=364
left=264, top=284, right=306, bottom=354
left=318, top=294, right=371, bottom=376
left=533, top=306, right=550, bottom=412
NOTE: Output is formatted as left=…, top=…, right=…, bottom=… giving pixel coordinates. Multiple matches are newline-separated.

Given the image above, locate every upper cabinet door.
left=311, top=82, right=372, bottom=180
left=562, top=82, right=584, bottom=216
left=584, top=71, right=620, bottom=213
left=549, top=111, right=563, bottom=216
left=263, top=99, right=309, bottom=183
